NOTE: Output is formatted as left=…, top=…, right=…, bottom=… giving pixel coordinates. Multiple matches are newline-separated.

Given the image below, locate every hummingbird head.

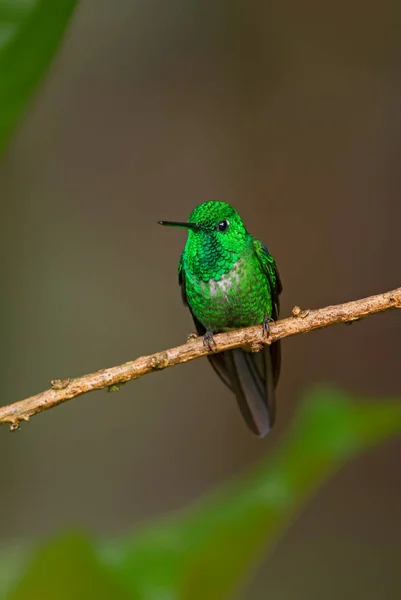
left=159, top=201, right=249, bottom=280
left=159, top=200, right=246, bottom=237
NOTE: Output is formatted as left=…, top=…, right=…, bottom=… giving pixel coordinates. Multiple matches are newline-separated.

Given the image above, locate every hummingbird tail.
left=209, top=345, right=278, bottom=437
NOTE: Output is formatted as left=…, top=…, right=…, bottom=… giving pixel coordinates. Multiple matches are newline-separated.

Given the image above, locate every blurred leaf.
left=5, top=388, right=401, bottom=600
left=0, top=0, right=77, bottom=154
left=0, top=543, right=30, bottom=598
left=103, top=387, right=401, bottom=600
left=6, top=533, right=131, bottom=600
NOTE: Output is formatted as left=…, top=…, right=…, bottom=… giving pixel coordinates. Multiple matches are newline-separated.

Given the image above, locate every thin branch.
left=1, top=287, right=400, bottom=431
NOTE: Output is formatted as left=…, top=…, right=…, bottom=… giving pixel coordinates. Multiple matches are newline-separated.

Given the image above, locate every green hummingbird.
left=159, top=200, right=282, bottom=437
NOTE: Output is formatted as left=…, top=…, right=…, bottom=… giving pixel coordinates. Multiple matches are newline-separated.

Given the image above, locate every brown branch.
left=1, top=287, right=400, bottom=431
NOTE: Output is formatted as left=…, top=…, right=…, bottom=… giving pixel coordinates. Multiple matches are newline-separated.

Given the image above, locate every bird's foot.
left=203, top=330, right=217, bottom=352
left=262, top=315, right=274, bottom=338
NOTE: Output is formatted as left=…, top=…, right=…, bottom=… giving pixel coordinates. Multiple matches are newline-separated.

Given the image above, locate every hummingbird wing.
left=222, top=240, right=282, bottom=437
left=252, top=239, right=282, bottom=386
left=253, top=240, right=282, bottom=316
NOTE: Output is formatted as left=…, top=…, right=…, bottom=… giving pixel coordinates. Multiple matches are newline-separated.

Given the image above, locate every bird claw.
left=203, top=331, right=217, bottom=351
left=262, top=315, right=273, bottom=337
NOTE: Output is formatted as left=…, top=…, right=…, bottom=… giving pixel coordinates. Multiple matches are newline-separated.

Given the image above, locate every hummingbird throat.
left=186, top=235, right=241, bottom=282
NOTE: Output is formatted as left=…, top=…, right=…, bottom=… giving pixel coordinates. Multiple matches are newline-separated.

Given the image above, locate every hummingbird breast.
left=184, top=254, right=272, bottom=332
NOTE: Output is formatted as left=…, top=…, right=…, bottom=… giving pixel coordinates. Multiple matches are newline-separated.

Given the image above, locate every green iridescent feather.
left=178, top=202, right=280, bottom=331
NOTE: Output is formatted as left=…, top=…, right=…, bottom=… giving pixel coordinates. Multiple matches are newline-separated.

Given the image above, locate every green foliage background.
left=1, top=386, right=400, bottom=599
left=0, top=0, right=76, bottom=153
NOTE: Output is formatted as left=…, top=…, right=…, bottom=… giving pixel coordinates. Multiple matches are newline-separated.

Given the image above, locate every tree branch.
left=1, top=287, right=400, bottom=431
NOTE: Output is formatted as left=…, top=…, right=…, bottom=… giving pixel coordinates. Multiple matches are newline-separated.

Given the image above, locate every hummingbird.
left=159, top=200, right=282, bottom=437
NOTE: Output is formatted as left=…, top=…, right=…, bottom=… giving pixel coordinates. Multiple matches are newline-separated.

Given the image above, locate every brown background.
left=1, top=1, right=400, bottom=598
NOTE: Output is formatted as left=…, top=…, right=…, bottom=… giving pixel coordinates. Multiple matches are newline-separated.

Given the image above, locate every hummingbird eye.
left=217, top=219, right=230, bottom=232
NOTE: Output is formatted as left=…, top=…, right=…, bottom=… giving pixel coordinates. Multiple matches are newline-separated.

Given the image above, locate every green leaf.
left=5, top=388, right=400, bottom=600
left=0, top=0, right=77, bottom=154
left=6, top=533, right=131, bottom=600
left=0, top=543, right=30, bottom=598
left=103, top=387, right=401, bottom=600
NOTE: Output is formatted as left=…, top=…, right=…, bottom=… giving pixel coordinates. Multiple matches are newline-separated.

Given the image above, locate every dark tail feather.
left=208, top=344, right=278, bottom=437
left=270, top=339, right=281, bottom=388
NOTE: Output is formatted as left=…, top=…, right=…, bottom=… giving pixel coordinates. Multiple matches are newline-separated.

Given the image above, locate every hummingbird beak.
left=158, top=220, right=200, bottom=232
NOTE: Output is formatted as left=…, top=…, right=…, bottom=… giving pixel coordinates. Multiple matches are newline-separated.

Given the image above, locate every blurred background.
left=1, top=1, right=401, bottom=598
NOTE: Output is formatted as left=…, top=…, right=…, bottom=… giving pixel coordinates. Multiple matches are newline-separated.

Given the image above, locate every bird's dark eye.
left=217, top=219, right=230, bottom=232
